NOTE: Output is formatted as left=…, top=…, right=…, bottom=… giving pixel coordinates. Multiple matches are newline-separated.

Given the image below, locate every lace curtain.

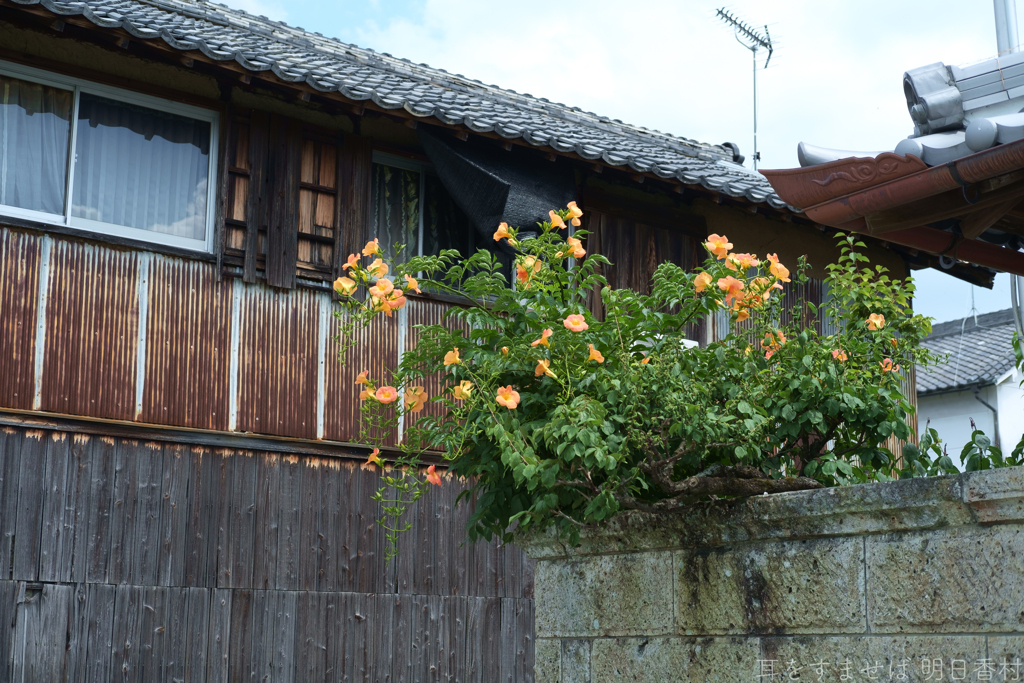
left=72, top=92, right=211, bottom=239
left=0, top=75, right=72, bottom=215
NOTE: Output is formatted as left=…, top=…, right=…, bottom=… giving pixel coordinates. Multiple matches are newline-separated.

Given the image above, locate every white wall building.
left=917, top=309, right=1024, bottom=455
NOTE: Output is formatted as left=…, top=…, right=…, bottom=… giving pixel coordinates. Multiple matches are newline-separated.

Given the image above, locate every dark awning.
left=418, top=127, right=576, bottom=249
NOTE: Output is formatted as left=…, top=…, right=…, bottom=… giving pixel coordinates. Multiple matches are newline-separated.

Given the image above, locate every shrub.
left=334, top=203, right=947, bottom=554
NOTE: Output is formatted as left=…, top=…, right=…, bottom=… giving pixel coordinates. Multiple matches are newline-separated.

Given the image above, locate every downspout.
left=995, top=1, right=1024, bottom=363
left=971, top=383, right=1000, bottom=448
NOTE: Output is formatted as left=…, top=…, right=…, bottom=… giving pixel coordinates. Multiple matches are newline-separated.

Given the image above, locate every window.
left=0, top=60, right=217, bottom=252
left=370, top=152, right=477, bottom=261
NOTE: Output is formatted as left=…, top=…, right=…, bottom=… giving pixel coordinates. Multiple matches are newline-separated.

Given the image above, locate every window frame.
left=0, top=59, right=219, bottom=253
left=371, top=151, right=427, bottom=258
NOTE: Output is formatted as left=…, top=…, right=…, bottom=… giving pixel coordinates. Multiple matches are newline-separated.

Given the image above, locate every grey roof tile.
left=13, top=0, right=791, bottom=210
left=916, top=308, right=1020, bottom=394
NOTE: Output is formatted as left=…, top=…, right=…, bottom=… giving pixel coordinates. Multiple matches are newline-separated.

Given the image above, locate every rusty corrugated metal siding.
left=236, top=284, right=319, bottom=438
left=0, top=230, right=39, bottom=409
left=323, top=305, right=399, bottom=444
left=141, top=256, right=232, bottom=430
left=41, top=239, right=139, bottom=420
left=405, top=298, right=468, bottom=427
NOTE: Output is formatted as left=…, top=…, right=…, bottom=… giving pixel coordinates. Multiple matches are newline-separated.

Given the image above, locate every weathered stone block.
left=762, top=635, right=986, bottom=682
left=675, top=537, right=866, bottom=635
left=963, top=466, right=1024, bottom=523
left=590, top=637, right=758, bottom=682
left=535, top=638, right=561, bottom=683
left=562, top=640, right=591, bottom=683
left=520, top=474, right=970, bottom=560
left=987, top=636, right=1024, bottom=678
left=534, top=552, right=673, bottom=638
left=867, top=525, right=1024, bottom=633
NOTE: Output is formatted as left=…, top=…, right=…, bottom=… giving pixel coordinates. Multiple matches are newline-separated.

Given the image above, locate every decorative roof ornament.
left=797, top=52, right=1024, bottom=168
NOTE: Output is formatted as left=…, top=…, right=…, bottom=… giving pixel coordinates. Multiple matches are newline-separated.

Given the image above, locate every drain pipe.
left=995, top=0, right=1020, bottom=55
left=1012, top=276, right=1024, bottom=359
left=971, top=383, right=1000, bottom=448
left=995, top=2, right=1024, bottom=365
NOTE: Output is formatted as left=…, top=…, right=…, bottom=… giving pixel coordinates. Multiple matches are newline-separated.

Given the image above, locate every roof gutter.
left=971, top=383, right=1000, bottom=448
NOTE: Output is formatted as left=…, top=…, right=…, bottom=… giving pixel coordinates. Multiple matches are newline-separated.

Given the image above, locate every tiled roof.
left=916, top=308, right=1020, bottom=395
left=10, top=0, right=789, bottom=209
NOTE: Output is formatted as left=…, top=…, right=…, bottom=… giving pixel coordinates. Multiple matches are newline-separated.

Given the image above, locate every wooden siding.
left=0, top=425, right=535, bottom=682
left=225, top=111, right=345, bottom=287
left=584, top=209, right=704, bottom=341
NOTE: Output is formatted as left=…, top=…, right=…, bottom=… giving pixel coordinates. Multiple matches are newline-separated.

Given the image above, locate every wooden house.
left=0, top=0, right=980, bottom=679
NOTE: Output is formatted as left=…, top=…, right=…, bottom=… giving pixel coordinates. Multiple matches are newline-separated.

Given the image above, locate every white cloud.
left=350, top=0, right=1001, bottom=170
left=219, top=0, right=288, bottom=22
left=220, top=0, right=1015, bottom=321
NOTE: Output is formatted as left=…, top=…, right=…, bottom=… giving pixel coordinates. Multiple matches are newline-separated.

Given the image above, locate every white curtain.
left=371, top=163, right=420, bottom=259
left=72, top=93, right=210, bottom=240
left=0, top=75, right=72, bottom=215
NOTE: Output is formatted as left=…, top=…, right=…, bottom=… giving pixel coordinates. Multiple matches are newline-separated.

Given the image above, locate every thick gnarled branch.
left=615, top=464, right=823, bottom=514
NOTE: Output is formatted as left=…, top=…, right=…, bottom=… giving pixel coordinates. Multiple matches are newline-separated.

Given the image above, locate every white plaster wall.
left=917, top=388, right=996, bottom=460
left=918, top=371, right=1024, bottom=458
left=996, top=368, right=1024, bottom=450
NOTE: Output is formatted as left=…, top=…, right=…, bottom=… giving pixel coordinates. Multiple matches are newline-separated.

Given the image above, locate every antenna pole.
left=716, top=8, right=773, bottom=170
left=752, top=46, right=758, bottom=170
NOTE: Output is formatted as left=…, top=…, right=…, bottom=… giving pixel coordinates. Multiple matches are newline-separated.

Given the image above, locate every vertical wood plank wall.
left=0, top=426, right=534, bottom=682
left=0, top=225, right=536, bottom=680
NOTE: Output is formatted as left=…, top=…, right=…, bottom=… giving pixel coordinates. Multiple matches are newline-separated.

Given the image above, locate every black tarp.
left=417, top=127, right=576, bottom=252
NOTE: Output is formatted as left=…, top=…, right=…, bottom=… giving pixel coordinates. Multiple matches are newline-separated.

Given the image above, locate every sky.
left=222, top=0, right=1021, bottom=324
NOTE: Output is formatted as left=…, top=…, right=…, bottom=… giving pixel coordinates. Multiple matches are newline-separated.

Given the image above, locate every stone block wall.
left=520, top=467, right=1024, bottom=682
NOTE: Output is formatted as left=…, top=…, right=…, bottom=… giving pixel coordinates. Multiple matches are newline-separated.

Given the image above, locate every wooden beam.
left=115, top=37, right=129, bottom=49
left=502, top=141, right=513, bottom=151
left=630, top=173, right=645, bottom=184
left=545, top=152, right=557, bottom=162
left=179, top=56, right=194, bottom=68
left=454, top=130, right=469, bottom=141
left=404, top=119, right=418, bottom=129
left=591, top=163, right=603, bottom=174
left=49, top=19, right=64, bottom=32
left=244, top=110, right=270, bottom=284
left=866, top=180, right=1024, bottom=235
left=960, top=196, right=1022, bottom=239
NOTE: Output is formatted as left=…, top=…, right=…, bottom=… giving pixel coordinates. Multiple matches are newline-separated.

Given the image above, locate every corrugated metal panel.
left=0, top=228, right=40, bottom=409
left=141, top=256, right=232, bottom=430
left=41, top=240, right=138, bottom=420
left=236, top=283, right=319, bottom=438
left=404, top=298, right=468, bottom=428
left=710, top=277, right=829, bottom=344
left=323, top=302, right=399, bottom=444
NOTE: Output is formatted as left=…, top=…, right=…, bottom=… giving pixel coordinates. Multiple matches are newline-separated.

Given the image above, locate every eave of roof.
left=6, top=0, right=792, bottom=211
left=760, top=140, right=1024, bottom=276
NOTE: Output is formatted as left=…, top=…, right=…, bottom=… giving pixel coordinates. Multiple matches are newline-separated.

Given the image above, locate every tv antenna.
left=716, top=8, right=773, bottom=170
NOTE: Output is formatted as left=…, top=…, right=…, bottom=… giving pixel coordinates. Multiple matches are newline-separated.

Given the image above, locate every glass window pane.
left=423, top=172, right=472, bottom=256
left=0, top=74, right=72, bottom=215
left=371, top=163, right=420, bottom=259
left=72, top=93, right=211, bottom=240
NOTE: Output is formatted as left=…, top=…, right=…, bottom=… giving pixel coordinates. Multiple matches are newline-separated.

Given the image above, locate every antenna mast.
left=716, top=8, right=773, bottom=170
